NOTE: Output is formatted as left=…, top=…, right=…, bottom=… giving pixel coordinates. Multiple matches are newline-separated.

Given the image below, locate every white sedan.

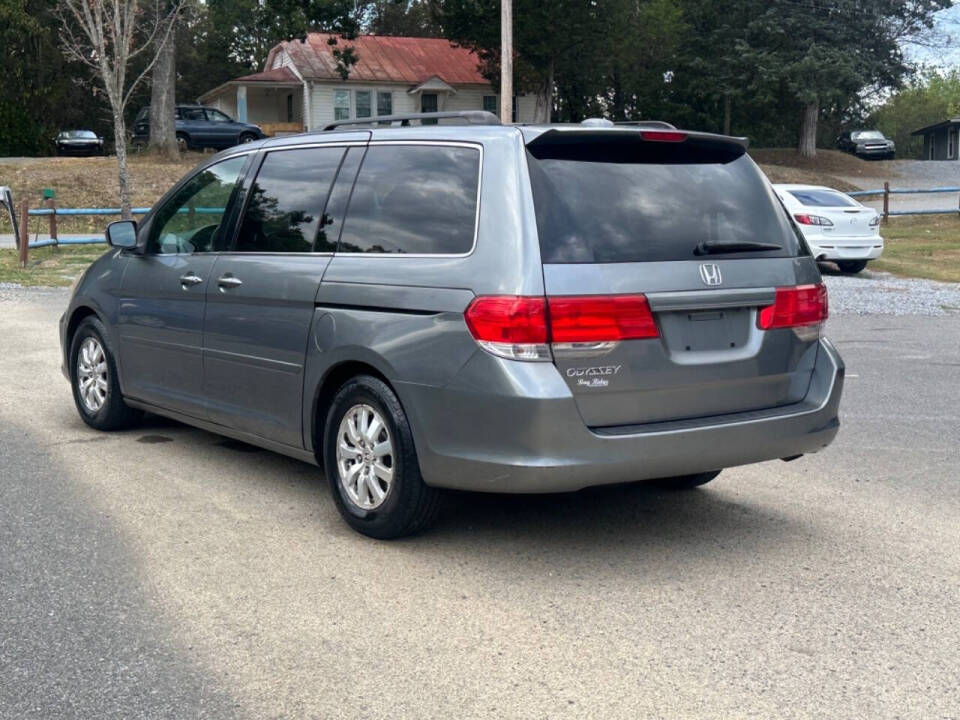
left=773, top=184, right=883, bottom=274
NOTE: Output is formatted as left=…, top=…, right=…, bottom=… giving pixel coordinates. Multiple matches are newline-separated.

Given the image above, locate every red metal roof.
left=234, top=67, right=300, bottom=84
left=270, top=34, right=488, bottom=85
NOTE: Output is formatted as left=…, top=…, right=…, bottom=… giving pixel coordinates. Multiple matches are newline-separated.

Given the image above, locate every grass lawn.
left=0, top=245, right=107, bottom=287
left=873, top=215, right=960, bottom=283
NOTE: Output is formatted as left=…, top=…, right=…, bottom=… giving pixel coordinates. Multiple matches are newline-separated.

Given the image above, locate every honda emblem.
left=699, top=263, right=722, bottom=286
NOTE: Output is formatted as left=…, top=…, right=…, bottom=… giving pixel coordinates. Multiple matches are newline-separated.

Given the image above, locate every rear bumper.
left=401, top=338, right=844, bottom=493
left=809, top=237, right=883, bottom=261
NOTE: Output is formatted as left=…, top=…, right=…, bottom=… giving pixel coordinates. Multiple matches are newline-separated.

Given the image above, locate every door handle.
left=217, top=275, right=243, bottom=289
left=179, top=273, right=203, bottom=287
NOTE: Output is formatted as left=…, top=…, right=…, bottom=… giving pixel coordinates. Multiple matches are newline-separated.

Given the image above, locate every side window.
left=181, top=107, right=205, bottom=121
left=206, top=109, right=232, bottom=123
left=147, top=156, right=246, bottom=255
left=337, top=145, right=480, bottom=255
left=234, top=147, right=345, bottom=253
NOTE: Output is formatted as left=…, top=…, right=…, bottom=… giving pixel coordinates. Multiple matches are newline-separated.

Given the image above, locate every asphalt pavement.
left=1, top=286, right=958, bottom=719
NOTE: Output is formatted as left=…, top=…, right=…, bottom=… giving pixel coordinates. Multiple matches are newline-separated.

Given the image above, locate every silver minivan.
left=60, top=112, right=844, bottom=538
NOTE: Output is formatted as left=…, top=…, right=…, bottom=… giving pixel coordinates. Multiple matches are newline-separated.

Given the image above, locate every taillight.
left=464, top=296, right=550, bottom=360
left=548, top=295, right=658, bottom=343
left=640, top=130, right=687, bottom=143
left=757, top=284, right=828, bottom=340
left=465, top=294, right=658, bottom=361
left=794, top=213, right=834, bottom=226
left=869, top=214, right=881, bottom=227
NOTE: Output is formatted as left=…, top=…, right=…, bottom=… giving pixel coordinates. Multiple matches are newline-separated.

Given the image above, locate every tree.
left=149, top=1, right=183, bottom=160
left=56, top=0, right=182, bottom=216
left=871, top=68, right=960, bottom=158
left=737, top=0, right=950, bottom=157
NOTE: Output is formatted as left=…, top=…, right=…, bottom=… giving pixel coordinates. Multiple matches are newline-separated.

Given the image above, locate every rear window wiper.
left=694, top=240, right=782, bottom=256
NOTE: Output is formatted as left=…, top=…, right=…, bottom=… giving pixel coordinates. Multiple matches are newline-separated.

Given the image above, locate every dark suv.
left=132, top=105, right=265, bottom=151
left=60, top=112, right=844, bottom=539
left=836, top=130, right=895, bottom=159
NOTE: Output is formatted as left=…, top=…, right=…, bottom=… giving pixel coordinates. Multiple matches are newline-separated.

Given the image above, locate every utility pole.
left=500, top=0, right=513, bottom=124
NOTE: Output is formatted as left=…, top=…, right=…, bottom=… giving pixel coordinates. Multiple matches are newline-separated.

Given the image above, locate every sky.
left=905, top=5, right=960, bottom=67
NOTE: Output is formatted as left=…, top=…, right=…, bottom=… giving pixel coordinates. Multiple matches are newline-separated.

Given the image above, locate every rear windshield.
left=527, top=142, right=802, bottom=263
left=788, top=189, right=856, bottom=208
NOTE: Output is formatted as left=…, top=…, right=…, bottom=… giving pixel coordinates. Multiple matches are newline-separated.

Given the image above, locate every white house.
left=198, top=33, right=537, bottom=134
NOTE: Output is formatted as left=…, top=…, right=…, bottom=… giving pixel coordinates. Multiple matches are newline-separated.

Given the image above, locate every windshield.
left=527, top=145, right=802, bottom=263
left=61, top=130, right=97, bottom=139
left=788, top=189, right=857, bottom=208
left=853, top=131, right=885, bottom=141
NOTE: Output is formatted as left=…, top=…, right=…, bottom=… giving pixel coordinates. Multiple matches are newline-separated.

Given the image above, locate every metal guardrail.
left=847, top=183, right=960, bottom=218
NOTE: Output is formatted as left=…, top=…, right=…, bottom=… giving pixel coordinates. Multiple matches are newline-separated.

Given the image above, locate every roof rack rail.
left=323, top=110, right=501, bottom=131
left=614, top=120, right=677, bottom=129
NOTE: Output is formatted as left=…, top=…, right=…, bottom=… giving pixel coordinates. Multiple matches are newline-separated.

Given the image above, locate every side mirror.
left=105, top=220, right=138, bottom=249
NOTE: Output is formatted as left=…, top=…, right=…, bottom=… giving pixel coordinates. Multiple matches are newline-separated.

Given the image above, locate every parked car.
left=836, top=129, right=895, bottom=159
left=132, top=105, right=265, bottom=151
left=55, top=130, right=103, bottom=156
left=774, top=183, right=882, bottom=273
left=59, top=113, right=844, bottom=539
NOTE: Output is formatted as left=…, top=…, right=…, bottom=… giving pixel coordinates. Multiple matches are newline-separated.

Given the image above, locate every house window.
left=355, top=90, right=372, bottom=118
left=334, top=90, right=350, bottom=121
left=480, top=95, right=518, bottom=121
left=286, top=94, right=293, bottom=123
left=377, top=91, right=392, bottom=116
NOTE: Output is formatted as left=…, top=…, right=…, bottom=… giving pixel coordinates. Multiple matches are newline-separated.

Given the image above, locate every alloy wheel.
left=77, top=337, right=108, bottom=413
left=336, top=404, right=394, bottom=510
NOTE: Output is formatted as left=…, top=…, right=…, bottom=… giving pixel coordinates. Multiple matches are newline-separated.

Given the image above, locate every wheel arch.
left=309, top=360, right=395, bottom=467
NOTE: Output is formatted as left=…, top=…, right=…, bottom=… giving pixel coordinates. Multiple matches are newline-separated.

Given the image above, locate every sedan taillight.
left=794, top=213, right=834, bottom=226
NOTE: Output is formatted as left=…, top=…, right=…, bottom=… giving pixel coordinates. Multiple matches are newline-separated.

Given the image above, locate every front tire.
left=837, top=260, right=867, bottom=274
left=69, top=317, right=141, bottom=431
left=323, top=375, right=440, bottom=539
left=175, top=132, right=189, bottom=152
left=239, top=132, right=257, bottom=144
left=651, top=470, right=721, bottom=490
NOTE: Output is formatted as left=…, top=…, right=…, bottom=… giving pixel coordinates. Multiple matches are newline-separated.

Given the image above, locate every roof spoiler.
left=323, top=110, right=500, bottom=131
left=526, top=127, right=749, bottom=150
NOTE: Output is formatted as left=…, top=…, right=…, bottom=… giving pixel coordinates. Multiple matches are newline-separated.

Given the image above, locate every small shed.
left=911, top=118, right=960, bottom=160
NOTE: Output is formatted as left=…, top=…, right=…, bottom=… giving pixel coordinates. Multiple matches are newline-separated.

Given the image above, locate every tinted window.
left=148, top=156, right=246, bottom=255
left=527, top=143, right=801, bottom=263
left=234, top=147, right=344, bottom=253
left=788, top=189, right=856, bottom=208
left=206, top=109, right=232, bottom=123
left=181, top=107, right=205, bottom=121
left=338, top=145, right=480, bottom=255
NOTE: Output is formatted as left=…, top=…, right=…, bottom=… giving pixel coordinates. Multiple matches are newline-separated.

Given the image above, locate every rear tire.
left=837, top=260, right=867, bottom=274
left=650, top=470, right=721, bottom=490
left=323, top=375, right=441, bottom=539
left=176, top=132, right=189, bottom=152
left=69, top=317, right=141, bottom=431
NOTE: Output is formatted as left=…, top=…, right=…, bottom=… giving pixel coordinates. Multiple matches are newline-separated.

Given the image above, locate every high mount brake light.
left=640, top=130, right=688, bottom=142
left=465, top=294, right=659, bottom=361
left=757, top=284, right=828, bottom=332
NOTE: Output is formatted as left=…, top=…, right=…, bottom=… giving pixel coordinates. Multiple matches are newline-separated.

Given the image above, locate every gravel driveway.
left=822, top=267, right=960, bottom=316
